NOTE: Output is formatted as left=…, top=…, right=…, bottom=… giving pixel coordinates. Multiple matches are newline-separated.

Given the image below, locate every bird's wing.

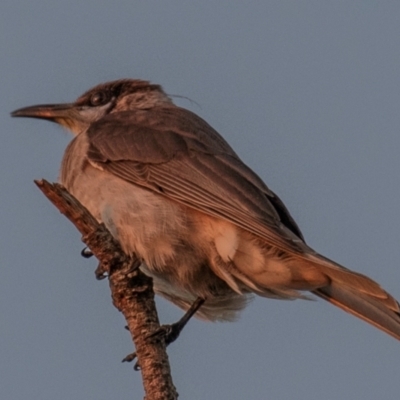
left=86, top=106, right=306, bottom=253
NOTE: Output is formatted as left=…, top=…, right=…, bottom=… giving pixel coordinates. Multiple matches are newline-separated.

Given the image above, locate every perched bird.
left=12, top=79, right=400, bottom=341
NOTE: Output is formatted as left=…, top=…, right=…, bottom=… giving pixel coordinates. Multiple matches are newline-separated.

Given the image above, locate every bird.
left=11, top=79, right=400, bottom=342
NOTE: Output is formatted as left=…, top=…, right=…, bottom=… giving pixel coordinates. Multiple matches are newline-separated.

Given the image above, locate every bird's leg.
left=123, top=297, right=205, bottom=369
left=149, top=297, right=205, bottom=345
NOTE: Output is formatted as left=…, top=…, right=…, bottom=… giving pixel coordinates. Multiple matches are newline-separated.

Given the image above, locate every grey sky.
left=2, top=2, right=400, bottom=399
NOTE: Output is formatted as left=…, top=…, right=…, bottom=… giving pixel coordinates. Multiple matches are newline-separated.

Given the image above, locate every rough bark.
left=35, top=179, right=178, bottom=400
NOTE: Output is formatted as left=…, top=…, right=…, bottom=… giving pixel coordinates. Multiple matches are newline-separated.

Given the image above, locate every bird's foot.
left=147, top=321, right=185, bottom=346
left=149, top=297, right=205, bottom=345
left=121, top=322, right=183, bottom=371
left=122, top=351, right=140, bottom=370
left=123, top=297, right=205, bottom=370
left=94, top=263, right=108, bottom=280
left=81, top=247, right=108, bottom=280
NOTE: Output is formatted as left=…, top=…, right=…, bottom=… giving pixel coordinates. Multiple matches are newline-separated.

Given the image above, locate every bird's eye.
left=89, top=91, right=110, bottom=107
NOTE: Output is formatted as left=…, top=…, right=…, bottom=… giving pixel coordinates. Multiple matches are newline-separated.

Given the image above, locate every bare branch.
left=35, top=179, right=178, bottom=400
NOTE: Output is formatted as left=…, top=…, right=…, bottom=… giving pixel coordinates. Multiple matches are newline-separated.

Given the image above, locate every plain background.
left=2, top=2, right=400, bottom=399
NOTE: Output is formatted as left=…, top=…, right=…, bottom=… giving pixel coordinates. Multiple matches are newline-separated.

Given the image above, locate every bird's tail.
left=308, top=254, right=400, bottom=340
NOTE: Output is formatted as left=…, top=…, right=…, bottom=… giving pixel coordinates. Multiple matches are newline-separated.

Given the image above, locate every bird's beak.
left=11, top=103, right=88, bottom=135
left=11, top=103, right=75, bottom=121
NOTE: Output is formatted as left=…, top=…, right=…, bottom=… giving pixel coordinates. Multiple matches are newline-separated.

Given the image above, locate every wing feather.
left=87, top=107, right=306, bottom=253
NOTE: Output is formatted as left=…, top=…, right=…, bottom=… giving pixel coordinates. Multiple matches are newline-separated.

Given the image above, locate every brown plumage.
left=11, top=79, right=400, bottom=340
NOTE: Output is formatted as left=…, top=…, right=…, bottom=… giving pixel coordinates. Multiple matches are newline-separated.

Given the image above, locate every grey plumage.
left=12, top=79, right=400, bottom=339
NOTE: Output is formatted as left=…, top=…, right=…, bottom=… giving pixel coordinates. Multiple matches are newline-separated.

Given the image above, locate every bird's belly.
left=60, top=164, right=255, bottom=320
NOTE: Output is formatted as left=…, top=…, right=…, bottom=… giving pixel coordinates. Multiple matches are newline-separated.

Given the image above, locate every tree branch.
left=34, top=179, right=178, bottom=400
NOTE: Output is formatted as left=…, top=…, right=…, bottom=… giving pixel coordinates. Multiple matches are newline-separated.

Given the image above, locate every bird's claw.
left=122, top=323, right=181, bottom=371
left=122, top=352, right=137, bottom=362
left=122, top=352, right=141, bottom=370
left=81, top=247, right=108, bottom=279
left=81, top=247, right=93, bottom=258
left=95, top=263, right=108, bottom=280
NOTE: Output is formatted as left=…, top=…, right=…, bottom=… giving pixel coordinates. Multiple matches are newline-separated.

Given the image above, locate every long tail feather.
left=313, top=283, right=400, bottom=340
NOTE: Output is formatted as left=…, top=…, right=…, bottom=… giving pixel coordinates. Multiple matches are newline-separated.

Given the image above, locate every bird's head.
left=11, top=79, right=172, bottom=135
